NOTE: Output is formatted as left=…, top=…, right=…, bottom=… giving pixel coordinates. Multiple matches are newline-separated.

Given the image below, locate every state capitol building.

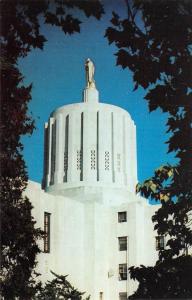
left=26, top=59, right=161, bottom=300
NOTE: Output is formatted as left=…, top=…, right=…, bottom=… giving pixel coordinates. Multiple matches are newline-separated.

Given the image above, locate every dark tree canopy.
left=0, top=1, right=103, bottom=298
left=105, top=0, right=192, bottom=298
left=35, top=271, right=90, bottom=300
left=129, top=255, right=192, bottom=299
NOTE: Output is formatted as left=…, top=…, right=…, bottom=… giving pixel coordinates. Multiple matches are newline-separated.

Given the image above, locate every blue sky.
left=19, top=1, right=175, bottom=185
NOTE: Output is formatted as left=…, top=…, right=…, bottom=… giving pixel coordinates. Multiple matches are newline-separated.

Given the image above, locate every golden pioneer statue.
left=85, top=58, right=96, bottom=88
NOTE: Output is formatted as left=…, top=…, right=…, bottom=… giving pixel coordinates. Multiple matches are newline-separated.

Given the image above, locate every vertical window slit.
left=44, top=212, right=51, bottom=253
left=111, top=112, right=115, bottom=182
left=42, top=124, right=49, bottom=188
left=123, top=116, right=127, bottom=185
left=50, top=121, right=56, bottom=185
left=64, top=115, right=69, bottom=182
left=80, top=112, right=83, bottom=181
left=97, top=111, right=99, bottom=181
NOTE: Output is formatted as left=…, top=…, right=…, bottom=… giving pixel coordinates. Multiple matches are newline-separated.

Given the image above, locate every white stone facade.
left=27, top=181, right=159, bottom=300
left=26, top=69, right=160, bottom=300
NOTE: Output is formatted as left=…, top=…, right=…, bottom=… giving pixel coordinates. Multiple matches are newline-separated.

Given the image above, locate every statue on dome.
left=85, top=58, right=96, bottom=88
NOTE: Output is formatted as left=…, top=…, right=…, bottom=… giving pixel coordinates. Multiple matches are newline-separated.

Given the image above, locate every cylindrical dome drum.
left=42, top=100, right=137, bottom=194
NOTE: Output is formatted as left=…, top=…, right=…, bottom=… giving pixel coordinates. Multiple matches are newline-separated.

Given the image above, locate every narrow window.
left=156, top=236, right=164, bottom=250
left=96, top=111, right=99, bottom=181
left=119, top=292, right=127, bottom=300
left=50, top=121, right=56, bottom=185
left=64, top=115, right=69, bottom=182
left=80, top=112, right=84, bottom=181
left=44, top=212, right=51, bottom=253
left=42, top=123, right=49, bottom=189
left=77, top=150, right=82, bottom=170
left=90, top=150, right=96, bottom=170
left=119, top=264, right=127, bottom=280
left=104, top=151, right=110, bottom=170
left=118, top=237, right=127, bottom=251
left=117, top=153, right=121, bottom=172
left=118, top=211, right=127, bottom=223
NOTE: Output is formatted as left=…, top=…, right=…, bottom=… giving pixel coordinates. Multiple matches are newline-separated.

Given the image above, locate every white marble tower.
left=42, top=61, right=137, bottom=196
left=26, top=59, right=159, bottom=300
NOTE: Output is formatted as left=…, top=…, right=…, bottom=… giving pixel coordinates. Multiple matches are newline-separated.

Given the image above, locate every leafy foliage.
left=0, top=1, right=103, bottom=298
left=36, top=271, right=90, bottom=300
left=129, top=255, right=192, bottom=299
left=0, top=52, right=43, bottom=299
left=106, top=0, right=192, bottom=298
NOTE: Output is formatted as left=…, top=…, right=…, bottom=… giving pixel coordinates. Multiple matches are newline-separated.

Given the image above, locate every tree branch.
left=124, top=0, right=147, bottom=37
